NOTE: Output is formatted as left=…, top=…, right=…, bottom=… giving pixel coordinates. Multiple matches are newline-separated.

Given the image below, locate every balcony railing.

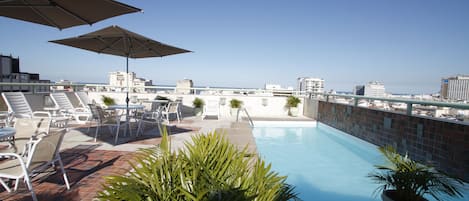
left=0, top=82, right=467, bottom=121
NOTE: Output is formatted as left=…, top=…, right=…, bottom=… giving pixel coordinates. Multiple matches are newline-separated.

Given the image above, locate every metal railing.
left=1, top=82, right=468, bottom=119
left=310, top=92, right=469, bottom=116
left=236, top=107, right=254, bottom=127
left=0, top=82, right=309, bottom=97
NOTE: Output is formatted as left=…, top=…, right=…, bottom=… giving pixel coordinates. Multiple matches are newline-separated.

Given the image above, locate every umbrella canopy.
left=49, top=25, right=191, bottom=131
left=0, top=0, right=141, bottom=29
left=50, top=25, right=191, bottom=58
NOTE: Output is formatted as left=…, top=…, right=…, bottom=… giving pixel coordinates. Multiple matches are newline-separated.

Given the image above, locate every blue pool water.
left=253, top=122, right=468, bottom=201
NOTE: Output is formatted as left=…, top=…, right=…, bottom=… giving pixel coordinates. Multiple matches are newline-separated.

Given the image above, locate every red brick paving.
left=0, top=119, right=200, bottom=201
left=0, top=148, right=135, bottom=201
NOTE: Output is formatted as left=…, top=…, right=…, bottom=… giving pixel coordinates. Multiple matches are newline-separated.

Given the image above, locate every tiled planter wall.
left=317, top=101, right=469, bottom=181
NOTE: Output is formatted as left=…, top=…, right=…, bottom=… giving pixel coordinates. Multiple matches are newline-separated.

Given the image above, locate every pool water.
left=252, top=122, right=468, bottom=201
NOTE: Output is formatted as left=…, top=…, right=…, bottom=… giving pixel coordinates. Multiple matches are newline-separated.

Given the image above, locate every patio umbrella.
left=0, top=0, right=141, bottom=30
left=49, top=25, right=191, bottom=128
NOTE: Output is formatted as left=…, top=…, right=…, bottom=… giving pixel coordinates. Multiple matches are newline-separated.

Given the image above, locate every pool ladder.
left=236, top=107, right=254, bottom=127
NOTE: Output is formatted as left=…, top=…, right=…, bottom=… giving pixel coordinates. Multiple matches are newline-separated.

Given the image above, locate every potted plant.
left=368, top=146, right=464, bottom=201
left=101, top=95, right=116, bottom=107
left=229, top=99, right=242, bottom=116
left=285, top=96, right=301, bottom=117
left=192, top=98, right=204, bottom=116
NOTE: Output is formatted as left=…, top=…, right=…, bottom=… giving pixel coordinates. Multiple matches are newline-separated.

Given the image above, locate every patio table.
left=106, top=105, right=145, bottom=137
left=0, top=127, right=16, bottom=147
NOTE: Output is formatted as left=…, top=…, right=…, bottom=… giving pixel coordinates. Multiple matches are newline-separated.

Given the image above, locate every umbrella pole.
left=126, top=56, right=130, bottom=136
left=126, top=56, right=129, bottom=113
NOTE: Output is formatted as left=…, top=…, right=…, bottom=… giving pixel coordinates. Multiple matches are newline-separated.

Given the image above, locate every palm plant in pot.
left=101, top=95, right=115, bottom=107
left=285, top=96, right=301, bottom=117
left=368, top=146, right=464, bottom=201
left=192, top=97, right=204, bottom=116
left=229, top=99, right=242, bottom=116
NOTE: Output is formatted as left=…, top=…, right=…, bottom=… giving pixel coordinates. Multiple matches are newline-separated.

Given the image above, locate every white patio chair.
left=203, top=98, right=220, bottom=120
left=136, top=111, right=162, bottom=136
left=0, top=116, right=51, bottom=155
left=0, top=129, right=70, bottom=201
left=50, top=92, right=91, bottom=124
left=88, top=104, right=122, bottom=144
left=161, top=102, right=181, bottom=123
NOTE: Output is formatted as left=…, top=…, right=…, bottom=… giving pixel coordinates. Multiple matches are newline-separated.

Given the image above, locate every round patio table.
left=0, top=127, right=16, bottom=147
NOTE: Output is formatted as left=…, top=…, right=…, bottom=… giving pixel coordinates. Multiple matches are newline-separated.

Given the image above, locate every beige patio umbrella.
left=49, top=25, right=191, bottom=129
left=0, top=0, right=141, bottom=30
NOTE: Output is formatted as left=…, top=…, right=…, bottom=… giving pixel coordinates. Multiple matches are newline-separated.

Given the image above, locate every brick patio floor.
left=0, top=116, right=253, bottom=201
left=0, top=147, right=136, bottom=201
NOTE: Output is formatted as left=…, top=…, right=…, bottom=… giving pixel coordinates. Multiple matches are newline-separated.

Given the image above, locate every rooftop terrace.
left=1, top=115, right=293, bottom=201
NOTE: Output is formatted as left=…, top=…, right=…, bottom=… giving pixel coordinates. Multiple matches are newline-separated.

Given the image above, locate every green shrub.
left=192, top=97, right=205, bottom=108
left=97, top=128, right=299, bottom=201
left=285, top=96, right=301, bottom=108
left=368, top=146, right=464, bottom=201
left=230, top=99, right=243, bottom=108
left=101, top=95, right=115, bottom=106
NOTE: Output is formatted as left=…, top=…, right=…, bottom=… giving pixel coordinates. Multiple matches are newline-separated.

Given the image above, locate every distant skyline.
left=1, top=0, right=468, bottom=94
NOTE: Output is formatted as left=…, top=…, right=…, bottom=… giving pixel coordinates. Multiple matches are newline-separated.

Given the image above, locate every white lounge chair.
left=2, top=92, right=68, bottom=127
left=50, top=92, right=91, bottom=124
left=2, top=92, right=39, bottom=118
left=0, top=129, right=70, bottom=201
left=203, top=98, right=220, bottom=120
left=75, top=91, right=91, bottom=108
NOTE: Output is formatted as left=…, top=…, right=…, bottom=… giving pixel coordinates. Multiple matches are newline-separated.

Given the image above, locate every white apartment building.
left=109, top=71, right=152, bottom=93
left=364, top=81, right=385, bottom=97
left=297, top=77, right=324, bottom=93
left=441, top=75, right=469, bottom=101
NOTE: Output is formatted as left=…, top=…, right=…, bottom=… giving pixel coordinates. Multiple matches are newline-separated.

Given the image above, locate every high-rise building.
left=0, top=54, right=50, bottom=92
left=441, top=75, right=469, bottom=101
left=109, top=71, right=152, bottom=93
left=353, top=85, right=365, bottom=95
left=364, top=81, right=385, bottom=97
left=297, top=77, right=324, bottom=93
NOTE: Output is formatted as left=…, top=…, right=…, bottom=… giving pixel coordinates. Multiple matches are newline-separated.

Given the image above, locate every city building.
left=0, top=54, right=50, bottom=93
left=264, top=84, right=294, bottom=96
left=109, top=71, right=152, bottom=93
left=176, top=79, right=194, bottom=94
left=441, top=75, right=469, bottom=101
left=297, top=77, right=324, bottom=93
left=353, top=85, right=365, bottom=95
left=363, top=81, right=385, bottom=97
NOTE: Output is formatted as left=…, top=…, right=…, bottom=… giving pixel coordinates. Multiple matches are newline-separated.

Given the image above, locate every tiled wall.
left=317, top=101, right=469, bottom=181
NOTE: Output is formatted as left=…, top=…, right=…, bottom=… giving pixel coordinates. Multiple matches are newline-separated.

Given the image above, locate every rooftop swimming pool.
left=252, top=121, right=468, bottom=201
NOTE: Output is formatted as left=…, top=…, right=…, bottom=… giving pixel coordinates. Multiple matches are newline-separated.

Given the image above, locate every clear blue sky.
left=1, top=0, right=468, bottom=94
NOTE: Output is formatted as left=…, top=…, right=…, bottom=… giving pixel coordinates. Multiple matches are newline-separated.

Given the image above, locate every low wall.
left=317, top=100, right=469, bottom=181
left=88, top=92, right=304, bottom=118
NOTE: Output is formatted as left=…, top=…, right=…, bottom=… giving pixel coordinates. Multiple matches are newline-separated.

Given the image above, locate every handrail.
left=236, top=107, right=254, bottom=127
left=309, top=92, right=469, bottom=115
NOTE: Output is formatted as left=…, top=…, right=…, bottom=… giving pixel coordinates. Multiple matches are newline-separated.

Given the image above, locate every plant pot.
left=230, top=108, right=239, bottom=116
left=289, top=107, right=299, bottom=117
left=381, top=191, right=394, bottom=201
left=381, top=190, right=428, bottom=201
left=194, top=108, right=203, bottom=116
